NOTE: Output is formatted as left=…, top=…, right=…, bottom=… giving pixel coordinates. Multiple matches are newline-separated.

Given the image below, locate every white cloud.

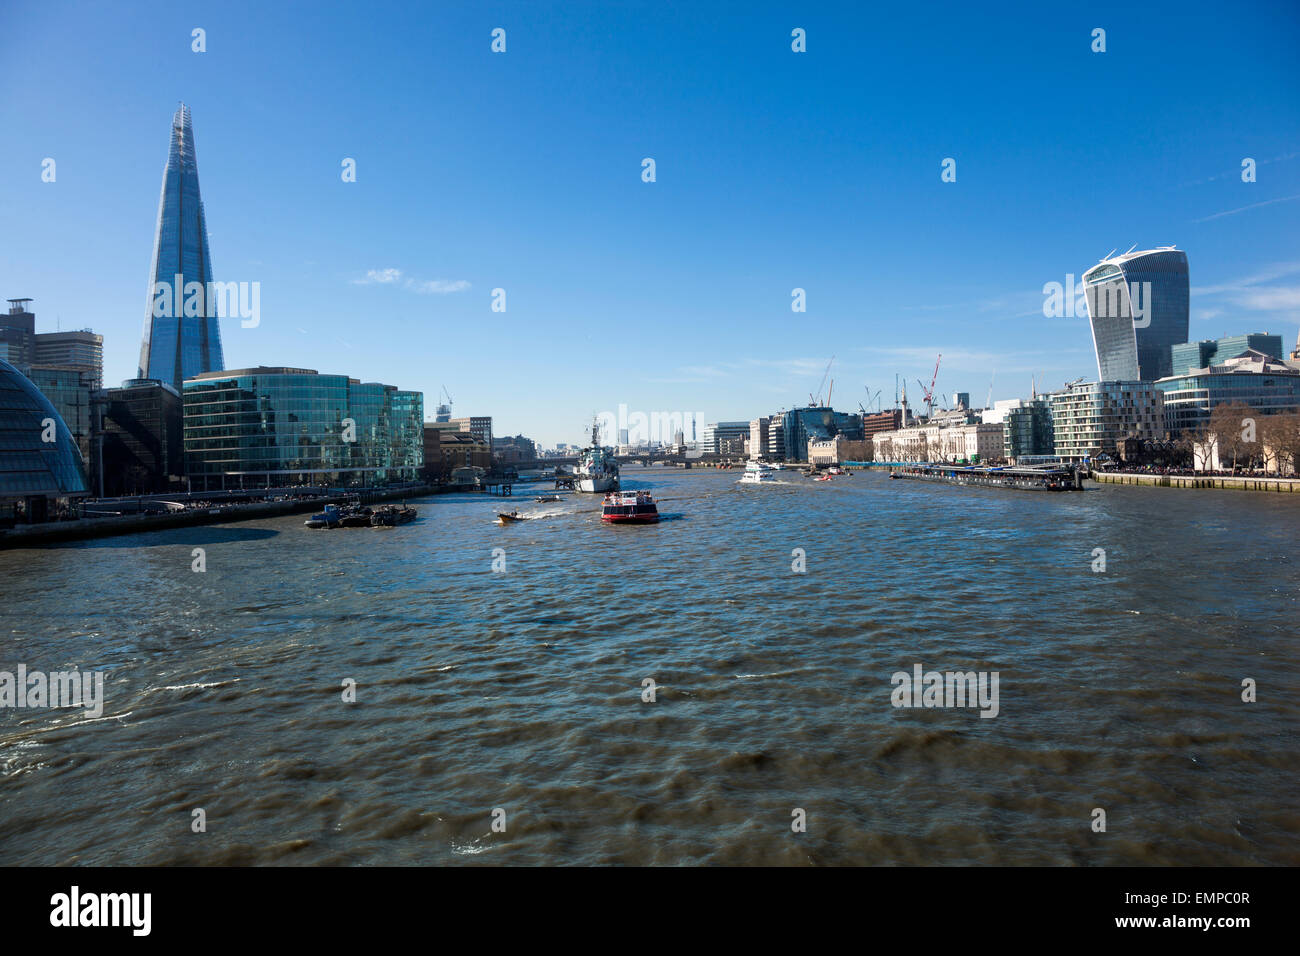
left=1234, top=286, right=1300, bottom=311
left=353, top=267, right=404, bottom=285
left=351, top=268, right=470, bottom=294
left=1192, top=193, right=1300, bottom=223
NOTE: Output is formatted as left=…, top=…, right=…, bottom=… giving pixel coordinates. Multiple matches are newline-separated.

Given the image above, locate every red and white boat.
left=601, top=490, right=660, bottom=524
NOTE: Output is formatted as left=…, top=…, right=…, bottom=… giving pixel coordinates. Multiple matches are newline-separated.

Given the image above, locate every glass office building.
left=138, top=104, right=225, bottom=393
left=0, top=358, right=89, bottom=520
left=1155, top=350, right=1300, bottom=434
left=1170, top=333, right=1284, bottom=378
left=182, top=367, right=423, bottom=489
left=25, top=365, right=95, bottom=465
left=102, top=379, right=185, bottom=496
left=1083, top=247, right=1189, bottom=381
left=1002, top=399, right=1055, bottom=462
left=780, top=407, right=861, bottom=461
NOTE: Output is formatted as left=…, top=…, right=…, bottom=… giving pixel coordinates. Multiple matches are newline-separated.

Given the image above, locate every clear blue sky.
left=3, top=0, right=1298, bottom=446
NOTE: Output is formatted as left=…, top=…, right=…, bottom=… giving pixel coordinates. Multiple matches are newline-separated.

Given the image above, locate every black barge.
left=889, top=462, right=1085, bottom=491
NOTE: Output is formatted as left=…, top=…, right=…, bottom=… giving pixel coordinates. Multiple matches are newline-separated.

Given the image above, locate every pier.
left=1091, top=472, right=1300, bottom=493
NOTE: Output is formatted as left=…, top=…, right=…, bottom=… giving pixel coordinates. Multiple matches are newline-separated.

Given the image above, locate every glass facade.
left=1170, top=334, right=1284, bottom=377
left=0, top=358, right=89, bottom=500
left=138, top=104, right=225, bottom=393
left=1003, top=399, right=1055, bottom=461
left=102, top=379, right=185, bottom=496
left=182, top=367, right=423, bottom=488
left=1156, top=365, right=1300, bottom=434
left=1084, top=248, right=1189, bottom=382
left=26, top=366, right=95, bottom=464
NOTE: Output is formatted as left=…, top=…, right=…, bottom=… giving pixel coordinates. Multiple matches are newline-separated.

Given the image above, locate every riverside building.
left=182, top=367, right=423, bottom=489
left=1155, top=349, right=1300, bottom=434
left=1002, top=399, right=1055, bottom=462
left=101, top=379, right=185, bottom=496
left=0, top=358, right=89, bottom=522
left=1047, top=381, right=1164, bottom=461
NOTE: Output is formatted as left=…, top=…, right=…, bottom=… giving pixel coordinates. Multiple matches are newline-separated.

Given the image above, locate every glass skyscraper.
left=138, top=103, right=225, bottom=393
left=1082, top=247, right=1189, bottom=381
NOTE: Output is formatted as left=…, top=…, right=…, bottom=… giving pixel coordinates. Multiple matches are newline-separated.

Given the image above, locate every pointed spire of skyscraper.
left=138, top=103, right=225, bottom=392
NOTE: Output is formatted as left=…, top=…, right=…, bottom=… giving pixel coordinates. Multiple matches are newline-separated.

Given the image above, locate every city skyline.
left=3, top=1, right=1299, bottom=445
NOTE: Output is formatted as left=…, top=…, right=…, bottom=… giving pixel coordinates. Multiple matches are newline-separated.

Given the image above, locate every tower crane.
left=810, top=355, right=835, bottom=406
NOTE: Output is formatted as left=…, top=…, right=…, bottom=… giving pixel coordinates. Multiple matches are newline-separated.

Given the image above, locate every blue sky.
left=2, top=0, right=1298, bottom=445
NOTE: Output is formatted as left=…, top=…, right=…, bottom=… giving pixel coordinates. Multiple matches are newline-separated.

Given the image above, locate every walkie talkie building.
left=1082, top=247, right=1189, bottom=381
left=137, top=103, right=225, bottom=393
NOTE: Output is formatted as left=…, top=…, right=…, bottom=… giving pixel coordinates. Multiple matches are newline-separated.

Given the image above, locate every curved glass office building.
left=138, top=103, right=225, bottom=393
left=1083, top=247, right=1189, bottom=381
left=1156, top=350, right=1300, bottom=433
left=0, top=359, right=89, bottom=518
left=183, top=367, right=423, bottom=489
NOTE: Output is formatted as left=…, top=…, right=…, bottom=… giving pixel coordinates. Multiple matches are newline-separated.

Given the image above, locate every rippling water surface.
left=2, top=468, right=1298, bottom=865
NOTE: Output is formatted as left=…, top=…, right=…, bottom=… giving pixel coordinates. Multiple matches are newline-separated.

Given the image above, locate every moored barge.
left=890, top=462, right=1085, bottom=491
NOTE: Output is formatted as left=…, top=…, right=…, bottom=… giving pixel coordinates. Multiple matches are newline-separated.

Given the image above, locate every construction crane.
left=810, top=355, right=835, bottom=406
left=435, top=385, right=453, bottom=422
left=924, top=353, right=941, bottom=415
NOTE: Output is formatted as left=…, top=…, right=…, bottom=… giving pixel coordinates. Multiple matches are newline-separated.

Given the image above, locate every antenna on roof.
left=1123, top=243, right=1138, bottom=256
left=1102, top=249, right=1117, bottom=261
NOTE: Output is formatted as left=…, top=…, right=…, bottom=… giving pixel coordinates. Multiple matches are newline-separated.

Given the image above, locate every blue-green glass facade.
left=781, top=407, right=860, bottom=461
left=138, top=104, right=225, bottom=393
left=1003, top=399, right=1055, bottom=461
left=182, top=368, right=423, bottom=488
left=1170, top=334, right=1284, bottom=377
left=1156, top=368, right=1300, bottom=433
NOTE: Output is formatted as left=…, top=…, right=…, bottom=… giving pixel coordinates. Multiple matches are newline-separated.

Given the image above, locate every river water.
left=2, top=467, right=1297, bottom=865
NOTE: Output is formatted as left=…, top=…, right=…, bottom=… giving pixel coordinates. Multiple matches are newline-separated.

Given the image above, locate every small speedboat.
left=305, top=504, right=342, bottom=528
left=814, top=474, right=833, bottom=482
left=497, top=510, right=524, bottom=524
left=601, top=490, right=660, bottom=524
left=534, top=495, right=562, bottom=502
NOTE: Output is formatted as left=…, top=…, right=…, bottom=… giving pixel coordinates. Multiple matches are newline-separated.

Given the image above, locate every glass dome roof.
left=0, top=358, right=89, bottom=498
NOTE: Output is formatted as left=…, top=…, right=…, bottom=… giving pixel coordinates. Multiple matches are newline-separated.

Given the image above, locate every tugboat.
left=305, top=503, right=342, bottom=529
left=600, top=490, right=660, bottom=524
left=369, top=504, right=417, bottom=526
left=575, top=418, right=620, bottom=493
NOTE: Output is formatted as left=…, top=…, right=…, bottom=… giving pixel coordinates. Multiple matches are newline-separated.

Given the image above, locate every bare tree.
left=1260, top=411, right=1300, bottom=476
left=1209, top=401, right=1255, bottom=473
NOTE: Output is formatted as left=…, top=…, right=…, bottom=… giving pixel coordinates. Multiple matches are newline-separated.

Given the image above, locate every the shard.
left=137, top=103, right=224, bottom=391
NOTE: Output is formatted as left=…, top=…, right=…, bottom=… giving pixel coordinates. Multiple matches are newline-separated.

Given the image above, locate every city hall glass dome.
left=0, top=358, right=89, bottom=498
